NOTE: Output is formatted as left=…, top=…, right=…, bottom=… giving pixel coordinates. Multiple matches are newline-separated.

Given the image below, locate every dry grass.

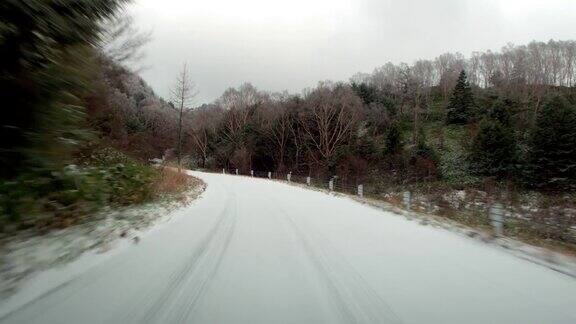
left=376, top=189, right=576, bottom=255
left=153, top=167, right=194, bottom=196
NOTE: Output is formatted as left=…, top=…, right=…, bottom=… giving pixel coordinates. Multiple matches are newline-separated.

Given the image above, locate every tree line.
left=352, top=40, right=576, bottom=104
left=172, top=41, right=576, bottom=191
left=1, top=0, right=574, bottom=195
left=18, top=31, right=574, bottom=192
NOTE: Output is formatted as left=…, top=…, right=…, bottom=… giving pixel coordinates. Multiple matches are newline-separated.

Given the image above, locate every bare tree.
left=188, top=104, right=221, bottom=168
left=300, top=83, right=362, bottom=171
left=171, top=63, right=197, bottom=171
left=262, top=95, right=293, bottom=170
left=217, top=83, right=265, bottom=146
left=355, top=40, right=576, bottom=100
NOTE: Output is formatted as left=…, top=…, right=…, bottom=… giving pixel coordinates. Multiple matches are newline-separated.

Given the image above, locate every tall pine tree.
left=527, top=95, right=576, bottom=190
left=469, top=118, right=517, bottom=178
left=446, top=70, right=475, bottom=124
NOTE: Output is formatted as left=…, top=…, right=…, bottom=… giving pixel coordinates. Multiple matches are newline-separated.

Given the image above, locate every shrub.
left=408, top=128, right=441, bottom=181
left=0, top=147, right=159, bottom=232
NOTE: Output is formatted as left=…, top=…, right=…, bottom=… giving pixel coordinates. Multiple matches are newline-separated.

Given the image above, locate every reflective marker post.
left=403, top=191, right=411, bottom=210
left=489, top=202, right=504, bottom=237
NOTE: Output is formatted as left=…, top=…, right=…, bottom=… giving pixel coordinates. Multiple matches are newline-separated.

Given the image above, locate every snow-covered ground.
left=0, top=181, right=205, bottom=301
left=1, top=171, right=576, bottom=323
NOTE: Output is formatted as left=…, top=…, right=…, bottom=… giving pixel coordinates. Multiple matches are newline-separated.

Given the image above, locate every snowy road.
left=2, top=171, right=576, bottom=323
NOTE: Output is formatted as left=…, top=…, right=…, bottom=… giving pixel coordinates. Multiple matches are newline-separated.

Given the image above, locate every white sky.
left=128, top=0, right=576, bottom=104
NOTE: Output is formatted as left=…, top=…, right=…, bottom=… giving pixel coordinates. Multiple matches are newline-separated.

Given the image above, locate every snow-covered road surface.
left=2, top=171, right=576, bottom=324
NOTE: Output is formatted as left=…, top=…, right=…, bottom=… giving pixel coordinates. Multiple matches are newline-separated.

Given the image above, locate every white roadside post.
left=489, top=202, right=504, bottom=237
left=358, top=184, right=364, bottom=197
left=426, top=200, right=434, bottom=214
left=403, top=191, right=411, bottom=210
left=306, top=176, right=311, bottom=186
left=287, top=172, right=291, bottom=182
left=251, top=170, right=254, bottom=177
left=222, top=168, right=225, bottom=174
left=329, top=179, right=334, bottom=191
left=235, top=169, right=239, bottom=175
left=268, top=172, right=271, bottom=179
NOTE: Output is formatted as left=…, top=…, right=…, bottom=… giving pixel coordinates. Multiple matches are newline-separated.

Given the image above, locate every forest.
left=1, top=0, right=576, bottom=234
left=146, top=40, right=576, bottom=192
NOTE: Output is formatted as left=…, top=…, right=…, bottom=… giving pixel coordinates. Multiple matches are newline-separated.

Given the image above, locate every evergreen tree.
left=414, top=128, right=436, bottom=160
left=355, top=131, right=378, bottom=161
left=488, top=99, right=513, bottom=127
left=469, top=119, right=517, bottom=178
left=384, top=122, right=402, bottom=155
left=446, top=70, right=475, bottom=124
left=409, top=127, right=440, bottom=181
left=351, top=82, right=377, bottom=105
left=527, top=95, right=576, bottom=189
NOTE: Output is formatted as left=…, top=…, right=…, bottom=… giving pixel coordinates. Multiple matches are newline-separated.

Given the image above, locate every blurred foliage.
left=0, top=1, right=179, bottom=234
left=0, top=147, right=158, bottom=233
left=0, top=0, right=128, bottom=179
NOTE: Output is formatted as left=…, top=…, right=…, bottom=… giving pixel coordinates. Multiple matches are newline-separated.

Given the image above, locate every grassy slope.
left=0, top=146, right=198, bottom=236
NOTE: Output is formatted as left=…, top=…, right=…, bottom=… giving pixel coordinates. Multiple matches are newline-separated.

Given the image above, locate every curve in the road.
left=1, top=171, right=576, bottom=324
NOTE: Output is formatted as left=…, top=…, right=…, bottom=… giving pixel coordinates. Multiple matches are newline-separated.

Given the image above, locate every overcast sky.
left=128, top=0, right=576, bottom=104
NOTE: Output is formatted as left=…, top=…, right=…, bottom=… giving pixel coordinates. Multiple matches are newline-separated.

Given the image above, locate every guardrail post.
left=287, top=172, right=291, bottom=182
left=306, top=176, right=311, bottom=186
left=329, top=179, right=334, bottom=191
left=425, top=200, right=434, bottom=213
left=235, top=169, right=239, bottom=175
left=403, top=191, right=411, bottom=210
left=489, top=202, right=504, bottom=237
left=358, top=184, right=363, bottom=197
left=250, top=170, right=254, bottom=177
left=268, top=171, right=271, bottom=179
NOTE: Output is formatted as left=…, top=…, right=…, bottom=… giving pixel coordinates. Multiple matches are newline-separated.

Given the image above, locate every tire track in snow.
left=0, top=254, right=132, bottom=323
left=270, top=197, right=403, bottom=324
left=166, top=192, right=238, bottom=323
left=122, top=186, right=238, bottom=323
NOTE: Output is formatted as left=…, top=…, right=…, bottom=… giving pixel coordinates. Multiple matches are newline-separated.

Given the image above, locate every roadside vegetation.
left=0, top=1, right=199, bottom=237
left=1, top=1, right=575, bottom=252
left=0, top=146, right=195, bottom=234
